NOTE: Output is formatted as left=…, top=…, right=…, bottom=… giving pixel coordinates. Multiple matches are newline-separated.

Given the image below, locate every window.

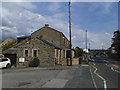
left=24, top=50, right=28, bottom=56
left=33, top=50, right=38, bottom=57
left=2, top=59, right=8, bottom=62
left=63, top=37, right=65, bottom=44
left=56, top=50, right=58, bottom=57
left=66, top=50, right=70, bottom=58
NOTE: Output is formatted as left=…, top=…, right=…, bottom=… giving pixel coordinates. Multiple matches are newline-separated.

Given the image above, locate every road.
left=89, top=56, right=120, bottom=89
left=65, top=56, right=120, bottom=89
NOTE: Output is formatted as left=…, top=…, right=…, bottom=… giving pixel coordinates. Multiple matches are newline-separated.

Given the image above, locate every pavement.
left=105, top=57, right=120, bottom=68
left=64, top=64, right=95, bottom=88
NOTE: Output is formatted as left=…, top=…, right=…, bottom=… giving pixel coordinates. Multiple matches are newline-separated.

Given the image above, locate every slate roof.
left=3, top=48, right=17, bottom=54
left=13, top=36, right=61, bottom=49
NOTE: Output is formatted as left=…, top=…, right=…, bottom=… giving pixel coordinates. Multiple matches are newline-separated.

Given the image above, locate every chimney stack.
left=45, top=23, right=49, bottom=27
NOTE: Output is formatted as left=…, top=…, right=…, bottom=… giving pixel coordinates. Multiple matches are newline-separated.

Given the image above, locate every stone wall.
left=72, top=58, right=79, bottom=65
left=31, top=25, right=70, bottom=50
left=17, top=38, right=55, bottom=67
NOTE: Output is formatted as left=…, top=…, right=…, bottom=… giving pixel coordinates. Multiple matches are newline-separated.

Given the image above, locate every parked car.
left=0, top=58, right=11, bottom=69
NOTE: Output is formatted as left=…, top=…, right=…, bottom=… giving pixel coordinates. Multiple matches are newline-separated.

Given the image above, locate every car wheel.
left=6, top=64, right=11, bottom=69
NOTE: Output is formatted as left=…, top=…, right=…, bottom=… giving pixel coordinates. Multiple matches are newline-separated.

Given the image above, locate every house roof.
left=13, top=37, right=31, bottom=48
left=3, top=48, right=17, bottom=54
left=14, top=36, right=61, bottom=49
left=17, top=36, right=30, bottom=39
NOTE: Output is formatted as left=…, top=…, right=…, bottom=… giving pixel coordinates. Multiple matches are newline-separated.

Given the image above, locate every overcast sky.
left=0, top=0, right=119, bottom=49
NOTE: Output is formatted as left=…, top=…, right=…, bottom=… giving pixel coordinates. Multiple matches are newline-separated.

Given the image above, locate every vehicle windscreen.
left=2, top=59, right=8, bottom=62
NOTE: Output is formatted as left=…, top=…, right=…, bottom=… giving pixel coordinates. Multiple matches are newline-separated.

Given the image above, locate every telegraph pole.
left=89, top=43, right=90, bottom=49
left=118, top=1, right=120, bottom=30
left=86, top=30, right=88, bottom=63
left=86, top=30, right=87, bottom=51
left=69, top=0, right=72, bottom=66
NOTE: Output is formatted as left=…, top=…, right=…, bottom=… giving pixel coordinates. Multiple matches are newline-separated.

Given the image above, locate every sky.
left=0, top=0, right=119, bottom=49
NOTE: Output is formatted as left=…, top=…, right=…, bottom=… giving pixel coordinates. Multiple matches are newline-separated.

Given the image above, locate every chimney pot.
left=45, top=23, right=49, bottom=27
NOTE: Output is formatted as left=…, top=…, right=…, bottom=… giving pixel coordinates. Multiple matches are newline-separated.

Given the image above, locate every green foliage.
left=0, top=40, right=3, bottom=45
left=111, top=30, right=120, bottom=58
left=75, top=46, right=84, bottom=58
left=2, top=41, right=17, bottom=51
left=29, top=57, right=40, bottom=67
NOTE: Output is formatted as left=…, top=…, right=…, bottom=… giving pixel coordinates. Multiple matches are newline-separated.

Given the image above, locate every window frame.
left=24, top=49, right=29, bottom=57
left=32, top=49, right=38, bottom=57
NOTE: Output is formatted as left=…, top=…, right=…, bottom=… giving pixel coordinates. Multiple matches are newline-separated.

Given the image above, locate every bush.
left=29, top=57, right=40, bottom=67
left=2, top=41, right=17, bottom=51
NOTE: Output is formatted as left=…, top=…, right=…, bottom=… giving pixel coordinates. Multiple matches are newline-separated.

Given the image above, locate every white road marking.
left=111, top=67, right=120, bottom=73
left=81, top=65, right=89, bottom=66
left=104, top=60, right=109, bottom=63
left=93, top=63, right=107, bottom=90
left=104, top=60, right=120, bottom=73
left=89, top=66, right=97, bottom=89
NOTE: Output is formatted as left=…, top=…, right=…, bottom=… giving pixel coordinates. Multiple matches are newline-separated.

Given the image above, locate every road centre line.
left=89, top=66, right=97, bottom=89
left=92, top=62, right=107, bottom=90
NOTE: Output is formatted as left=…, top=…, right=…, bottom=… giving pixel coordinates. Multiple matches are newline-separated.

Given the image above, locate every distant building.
left=109, top=46, right=117, bottom=54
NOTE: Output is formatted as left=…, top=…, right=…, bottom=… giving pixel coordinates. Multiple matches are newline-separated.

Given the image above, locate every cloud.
left=15, top=2, right=37, bottom=9
left=48, top=3, right=61, bottom=12
left=1, top=2, right=112, bottom=49
left=86, top=2, right=113, bottom=15
left=0, top=26, right=11, bottom=30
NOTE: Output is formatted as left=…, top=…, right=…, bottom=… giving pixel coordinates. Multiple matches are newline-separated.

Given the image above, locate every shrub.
left=29, top=57, right=40, bottom=67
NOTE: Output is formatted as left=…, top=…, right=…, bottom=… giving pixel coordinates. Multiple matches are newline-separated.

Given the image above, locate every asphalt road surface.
left=89, top=56, right=120, bottom=89
left=65, top=56, right=120, bottom=89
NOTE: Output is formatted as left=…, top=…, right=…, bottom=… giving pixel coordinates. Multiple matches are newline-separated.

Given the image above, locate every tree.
left=111, top=30, right=120, bottom=58
left=2, top=41, right=17, bottom=51
left=75, top=46, right=84, bottom=58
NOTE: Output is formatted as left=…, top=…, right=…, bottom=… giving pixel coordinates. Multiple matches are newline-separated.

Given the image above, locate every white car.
left=0, top=58, right=11, bottom=69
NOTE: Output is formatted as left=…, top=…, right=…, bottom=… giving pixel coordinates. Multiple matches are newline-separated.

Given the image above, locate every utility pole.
left=118, top=1, right=120, bottom=30
left=86, top=30, right=87, bottom=51
left=89, top=43, right=90, bottom=50
left=86, top=30, right=88, bottom=63
left=69, top=0, right=72, bottom=66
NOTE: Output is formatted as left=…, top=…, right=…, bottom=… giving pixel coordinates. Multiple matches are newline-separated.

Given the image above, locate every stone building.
left=12, top=24, right=72, bottom=67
